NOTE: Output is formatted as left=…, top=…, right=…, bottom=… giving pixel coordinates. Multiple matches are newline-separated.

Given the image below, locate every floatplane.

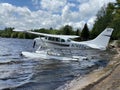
left=14, top=28, right=113, bottom=61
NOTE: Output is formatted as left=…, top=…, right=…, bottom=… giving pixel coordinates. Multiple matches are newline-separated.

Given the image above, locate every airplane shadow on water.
left=0, top=38, right=109, bottom=90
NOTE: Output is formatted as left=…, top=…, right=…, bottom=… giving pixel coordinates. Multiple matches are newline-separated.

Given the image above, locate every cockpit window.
left=47, top=37, right=66, bottom=42
left=48, top=37, right=51, bottom=40
left=47, top=37, right=60, bottom=42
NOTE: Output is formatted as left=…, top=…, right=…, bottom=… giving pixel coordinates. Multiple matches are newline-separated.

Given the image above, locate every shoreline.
left=56, top=46, right=120, bottom=90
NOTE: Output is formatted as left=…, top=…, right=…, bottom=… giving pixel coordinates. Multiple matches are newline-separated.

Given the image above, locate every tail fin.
left=90, top=28, right=113, bottom=50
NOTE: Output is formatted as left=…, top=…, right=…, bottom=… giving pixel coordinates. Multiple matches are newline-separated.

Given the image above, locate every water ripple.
left=0, top=38, right=109, bottom=90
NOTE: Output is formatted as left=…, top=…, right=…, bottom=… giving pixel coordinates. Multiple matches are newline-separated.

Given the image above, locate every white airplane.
left=14, top=28, right=113, bottom=61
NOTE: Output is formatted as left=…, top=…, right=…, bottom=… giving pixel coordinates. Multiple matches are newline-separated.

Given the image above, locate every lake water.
left=0, top=38, right=109, bottom=90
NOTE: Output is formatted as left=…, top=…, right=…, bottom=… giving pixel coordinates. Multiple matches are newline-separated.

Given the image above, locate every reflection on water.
left=0, top=38, right=108, bottom=90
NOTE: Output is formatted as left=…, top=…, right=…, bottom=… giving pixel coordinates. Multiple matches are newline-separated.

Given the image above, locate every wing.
left=13, top=28, right=79, bottom=39
left=27, top=31, right=79, bottom=39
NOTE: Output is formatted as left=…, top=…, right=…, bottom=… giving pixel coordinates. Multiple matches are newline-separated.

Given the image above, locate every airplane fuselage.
left=35, top=36, right=91, bottom=50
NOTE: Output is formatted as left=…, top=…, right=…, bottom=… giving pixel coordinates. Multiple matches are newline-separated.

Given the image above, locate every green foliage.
left=92, top=1, right=120, bottom=40
left=91, top=3, right=114, bottom=38
left=81, top=23, right=90, bottom=40
left=76, top=29, right=81, bottom=36
left=18, top=32, right=25, bottom=39
left=0, top=27, right=14, bottom=37
left=59, top=25, right=75, bottom=35
left=117, top=0, right=120, bottom=3
left=63, top=25, right=72, bottom=35
left=11, top=32, right=18, bottom=38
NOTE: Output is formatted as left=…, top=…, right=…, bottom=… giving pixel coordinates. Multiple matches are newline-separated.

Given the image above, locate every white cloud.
left=79, top=0, right=115, bottom=20
left=62, top=3, right=81, bottom=23
left=87, top=16, right=97, bottom=29
left=0, top=0, right=116, bottom=30
left=0, top=3, right=33, bottom=29
left=33, top=0, right=67, bottom=13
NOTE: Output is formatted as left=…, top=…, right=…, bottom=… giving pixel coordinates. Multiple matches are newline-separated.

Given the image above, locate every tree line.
left=0, top=25, right=89, bottom=41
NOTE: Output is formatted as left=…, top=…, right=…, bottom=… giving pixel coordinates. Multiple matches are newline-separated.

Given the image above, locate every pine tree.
left=76, top=29, right=80, bottom=36
left=81, top=23, right=89, bottom=40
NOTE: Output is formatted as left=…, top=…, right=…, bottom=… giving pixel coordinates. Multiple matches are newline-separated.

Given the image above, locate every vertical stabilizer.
left=90, top=28, right=113, bottom=50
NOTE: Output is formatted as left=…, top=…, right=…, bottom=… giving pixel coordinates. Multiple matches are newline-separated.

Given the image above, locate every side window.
left=67, top=39, right=71, bottom=42
left=61, top=39, right=65, bottom=42
left=56, top=38, right=60, bottom=42
left=45, top=37, right=47, bottom=39
left=51, top=37, right=54, bottom=41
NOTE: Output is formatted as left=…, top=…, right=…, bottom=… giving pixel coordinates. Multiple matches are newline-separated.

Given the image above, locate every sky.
left=0, top=0, right=116, bottom=30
